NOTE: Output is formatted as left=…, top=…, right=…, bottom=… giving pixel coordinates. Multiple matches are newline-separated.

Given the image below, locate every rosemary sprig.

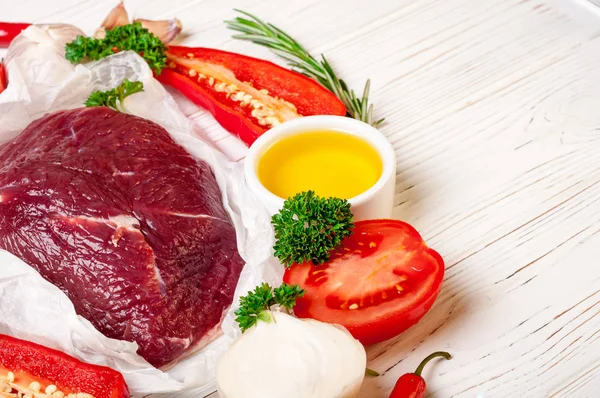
left=225, top=10, right=384, bottom=127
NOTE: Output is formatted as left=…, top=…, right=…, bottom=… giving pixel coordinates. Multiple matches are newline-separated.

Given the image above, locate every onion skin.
left=217, top=311, right=366, bottom=398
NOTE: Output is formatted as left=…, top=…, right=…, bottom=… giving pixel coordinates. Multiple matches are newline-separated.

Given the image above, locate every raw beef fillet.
left=0, top=107, right=245, bottom=368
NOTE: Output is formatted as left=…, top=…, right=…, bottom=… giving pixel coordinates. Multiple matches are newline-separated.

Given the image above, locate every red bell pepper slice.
left=0, top=22, right=31, bottom=48
left=158, top=46, right=346, bottom=146
left=0, top=334, right=129, bottom=398
left=0, top=62, right=6, bottom=94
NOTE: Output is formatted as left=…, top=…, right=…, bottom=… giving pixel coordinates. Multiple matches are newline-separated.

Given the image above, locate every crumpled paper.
left=0, top=24, right=282, bottom=397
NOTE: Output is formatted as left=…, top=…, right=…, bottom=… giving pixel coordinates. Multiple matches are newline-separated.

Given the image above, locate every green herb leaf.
left=273, top=283, right=305, bottom=312
left=234, top=283, right=274, bottom=333
left=235, top=283, right=306, bottom=332
left=272, top=191, right=354, bottom=267
left=65, top=22, right=168, bottom=74
left=225, top=10, right=384, bottom=127
left=85, top=79, right=144, bottom=112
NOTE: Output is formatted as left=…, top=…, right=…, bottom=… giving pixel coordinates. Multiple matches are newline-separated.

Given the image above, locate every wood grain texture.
left=2, top=0, right=600, bottom=396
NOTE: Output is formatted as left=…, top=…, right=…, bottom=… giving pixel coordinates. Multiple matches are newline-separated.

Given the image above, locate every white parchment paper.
left=0, top=24, right=282, bottom=396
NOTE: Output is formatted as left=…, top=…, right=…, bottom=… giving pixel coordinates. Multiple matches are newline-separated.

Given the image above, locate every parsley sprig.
left=85, top=79, right=144, bottom=112
left=272, top=191, right=354, bottom=267
left=226, top=10, right=384, bottom=127
left=235, top=283, right=305, bottom=332
left=65, top=22, right=168, bottom=74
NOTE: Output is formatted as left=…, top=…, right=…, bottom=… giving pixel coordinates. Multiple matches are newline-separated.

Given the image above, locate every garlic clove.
left=134, top=18, right=182, bottom=44
left=93, top=3, right=182, bottom=44
left=94, top=1, right=129, bottom=39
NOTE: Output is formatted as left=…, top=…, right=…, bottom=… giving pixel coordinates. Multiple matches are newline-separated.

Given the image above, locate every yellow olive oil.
left=257, top=130, right=383, bottom=199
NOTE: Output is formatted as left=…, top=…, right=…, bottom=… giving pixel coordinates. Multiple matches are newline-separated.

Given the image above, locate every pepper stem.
left=414, top=351, right=452, bottom=377
left=365, top=368, right=380, bottom=377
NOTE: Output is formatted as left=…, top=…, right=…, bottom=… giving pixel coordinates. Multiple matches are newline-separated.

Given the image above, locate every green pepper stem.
left=414, top=351, right=452, bottom=377
left=365, top=368, right=380, bottom=377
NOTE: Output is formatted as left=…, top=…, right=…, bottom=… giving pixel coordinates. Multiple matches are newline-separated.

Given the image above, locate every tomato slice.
left=283, top=220, right=445, bottom=345
left=157, top=46, right=346, bottom=146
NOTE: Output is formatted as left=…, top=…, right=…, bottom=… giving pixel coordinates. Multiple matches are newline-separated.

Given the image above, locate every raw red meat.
left=0, top=107, right=245, bottom=368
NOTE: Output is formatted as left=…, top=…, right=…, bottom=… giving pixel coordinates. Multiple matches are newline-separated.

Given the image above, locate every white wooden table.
left=3, top=0, right=600, bottom=396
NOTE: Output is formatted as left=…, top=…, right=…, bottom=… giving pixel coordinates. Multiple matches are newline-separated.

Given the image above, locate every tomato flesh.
left=284, top=220, right=445, bottom=345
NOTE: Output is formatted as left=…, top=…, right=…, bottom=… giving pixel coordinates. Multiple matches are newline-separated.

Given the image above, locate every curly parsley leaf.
left=272, top=191, right=354, bottom=267
left=235, top=283, right=305, bottom=332
left=65, top=22, right=168, bottom=74
left=273, top=283, right=305, bottom=311
left=85, top=79, right=144, bottom=112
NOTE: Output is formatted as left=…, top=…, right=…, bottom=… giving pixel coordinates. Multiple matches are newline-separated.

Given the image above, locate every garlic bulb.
left=217, top=311, right=366, bottom=398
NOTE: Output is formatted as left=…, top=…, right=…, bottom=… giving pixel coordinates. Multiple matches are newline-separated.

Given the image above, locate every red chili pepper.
left=389, top=351, right=451, bottom=398
left=0, top=62, right=7, bottom=94
left=0, top=334, right=129, bottom=398
left=157, top=46, right=346, bottom=146
left=0, top=22, right=31, bottom=47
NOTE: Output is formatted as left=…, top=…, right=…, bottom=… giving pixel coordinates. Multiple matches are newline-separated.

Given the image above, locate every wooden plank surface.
left=2, top=0, right=600, bottom=396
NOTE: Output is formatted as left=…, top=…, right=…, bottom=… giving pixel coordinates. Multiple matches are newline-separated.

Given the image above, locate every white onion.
left=217, top=311, right=366, bottom=398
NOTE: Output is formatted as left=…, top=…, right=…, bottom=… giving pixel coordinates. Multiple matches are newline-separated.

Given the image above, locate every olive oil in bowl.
left=257, top=130, right=383, bottom=200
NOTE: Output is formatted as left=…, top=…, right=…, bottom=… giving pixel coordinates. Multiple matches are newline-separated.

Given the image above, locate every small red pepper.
left=0, top=334, right=129, bottom=398
left=389, top=351, right=451, bottom=398
left=0, top=22, right=31, bottom=47
left=0, top=62, right=6, bottom=94
left=158, top=46, right=346, bottom=146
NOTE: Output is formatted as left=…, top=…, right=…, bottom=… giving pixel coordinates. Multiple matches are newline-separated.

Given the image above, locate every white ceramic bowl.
left=244, top=116, right=397, bottom=221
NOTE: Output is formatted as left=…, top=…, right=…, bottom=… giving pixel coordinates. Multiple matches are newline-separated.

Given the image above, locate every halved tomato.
left=283, top=219, right=444, bottom=345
